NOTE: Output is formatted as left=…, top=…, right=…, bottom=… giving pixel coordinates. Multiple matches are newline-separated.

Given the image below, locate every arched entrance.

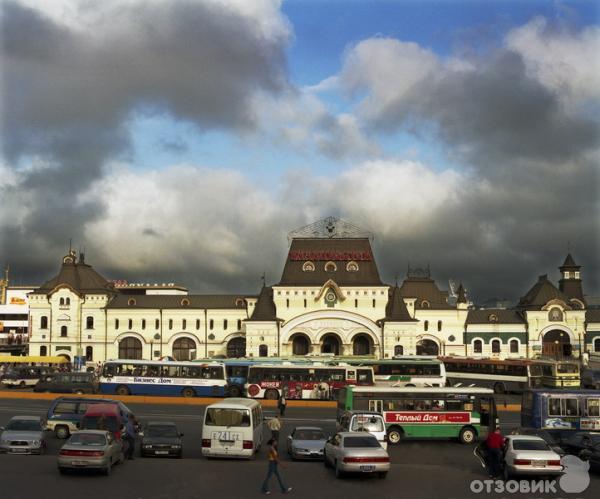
left=321, top=333, right=341, bottom=355
left=173, top=337, right=197, bottom=361
left=291, top=333, right=310, bottom=356
left=542, top=329, right=572, bottom=358
left=352, top=334, right=372, bottom=355
left=119, top=337, right=143, bottom=359
left=226, top=337, right=246, bottom=358
left=416, top=339, right=439, bottom=356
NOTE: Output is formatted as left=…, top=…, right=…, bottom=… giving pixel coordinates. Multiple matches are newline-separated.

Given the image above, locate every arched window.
left=182, top=319, right=187, bottom=330
left=237, top=319, right=241, bottom=330
left=173, top=337, right=197, bottom=361
left=66, top=298, right=70, bottom=305
left=60, top=326, right=67, bottom=337
left=142, top=319, right=146, bottom=330
left=302, top=261, right=315, bottom=272
left=40, top=346, right=47, bottom=356
left=40, top=316, right=48, bottom=329
left=155, top=319, right=159, bottom=329
left=291, top=334, right=310, bottom=356
left=346, top=261, right=359, bottom=272
left=86, top=316, right=94, bottom=329
left=355, top=299, right=358, bottom=308
left=304, top=299, right=307, bottom=308
left=168, top=319, right=173, bottom=330
left=118, top=337, right=142, bottom=360
left=128, top=319, right=133, bottom=329
left=473, top=339, right=483, bottom=354
left=372, top=299, right=376, bottom=308
left=286, top=299, right=289, bottom=308
left=594, top=338, right=600, bottom=352
left=549, top=308, right=563, bottom=322
left=437, top=320, right=442, bottom=332
left=59, top=297, right=64, bottom=306
left=259, top=344, right=268, bottom=357
left=394, top=345, right=404, bottom=356
left=196, top=319, right=201, bottom=330
left=128, top=298, right=136, bottom=306
left=421, top=300, right=430, bottom=309
left=209, top=319, right=214, bottom=330
left=424, top=321, right=429, bottom=332
left=115, top=319, right=119, bottom=330
left=85, top=346, right=93, bottom=361
left=223, top=319, right=228, bottom=330
left=324, top=261, right=337, bottom=272
left=491, top=339, right=501, bottom=354
left=510, top=339, right=519, bottom=354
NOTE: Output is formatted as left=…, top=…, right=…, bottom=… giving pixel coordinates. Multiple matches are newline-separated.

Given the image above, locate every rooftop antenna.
left=261, top=272, right=266, bottom=287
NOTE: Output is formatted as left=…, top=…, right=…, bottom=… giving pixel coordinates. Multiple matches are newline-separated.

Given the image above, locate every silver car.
left=0, top=416, right=46, bottom=455
left=324, top=432, right=390, bottom=479
left=286, top=426, right=327, bottom=460
left=58, top=430, right=124, bottom=475
left=503, top=435, right=563, bottom=480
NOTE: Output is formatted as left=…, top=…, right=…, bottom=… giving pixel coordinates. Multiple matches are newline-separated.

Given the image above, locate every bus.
left=521, top=389, right=600, bottom=432
left=534, top=359, right=580, bottom=388
left=100, top=359, right=227, bottom=397
left=331, top=356, right=446, bottom=387
left=337, top=385, right=497, bottom=445
left=441, top=357, right=543, bottom=394
left=245, top=363, right=374, bottom=400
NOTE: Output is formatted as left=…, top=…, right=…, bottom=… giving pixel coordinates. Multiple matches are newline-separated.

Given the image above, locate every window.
left=223, top=319, right=228, bottom=330
left=510, top=339, right=519, bottom=354
left=355, top=299, right=358, bottom=308
left=594, top=338, right=600, bottom=352
left=286, top=299, right=289, bottom=308
left=59, top=297, right=64, bottom=306
left=587, top=399, right=600, bottom=417
left=548, top=397, right=579, bottom=416
left=128, top=319, right=133, bottom=330
left=304, top=299, right=307, bottom=308
left=424, top=321, right=429, bottom=332
left=142, top=319, right=146, bottom=330
left=302, top=261, right=315, bottom=272
left=209, top=319, right=214, bottom=330
left=182, top=319, right=187, bottom=330
left=324, top=261, right=337, bottom=272
left=549, top=308, right=563, bottom=321
left=115, top=319, right=119, bottom=330
left=421, top=300, right=430, bottom=308
left=491, top=339, right=501, bottom=354
left=168, top=319, right=173, bottom=330
left=181, top=298, right=190, bottom=306
left=346, top=261, right=359, bottom=272
left=85, top=346, right=93, bottom=362
left=40, top=346, right=47, bottom=356
left=488, top=314, right=499, bottom=323
left=86, top=316, right=94, bottom=329
left=196, top=319, right=201, bottom=330
left=259, top=344, right=268, bottom=357
left=60, top=326, right=67, bottom=337
left=118, top=337, right=143, bottom=360
left=473, top=339, right=483, bottom=354
left=173, top=337, right=197, bottom=361
left=372, top=299, right=376, bottom=308
left=237, top=319, right=241, bottom=330
left=155, top=319, right=159, bottom=329
left=127, top=298, right=136, bottom=306
left=66, top=297, right=70, bottom=305
left=394, top=345, right=403, bottom=356
left=437, top=320, right=442, bottom=332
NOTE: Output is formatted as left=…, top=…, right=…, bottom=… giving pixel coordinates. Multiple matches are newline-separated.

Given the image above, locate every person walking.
left=124, top=416, right=137, bottom=460
left=267, top=415, right=281, bottom=442
left=277, top=394, right=287, bottom=417
left=261, top=438, right=292, bottom=495
left=485, top=427, right=505, bottom=478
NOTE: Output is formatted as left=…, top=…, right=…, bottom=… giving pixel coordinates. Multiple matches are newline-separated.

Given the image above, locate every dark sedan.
left=140, top=422, right=183, bottom=458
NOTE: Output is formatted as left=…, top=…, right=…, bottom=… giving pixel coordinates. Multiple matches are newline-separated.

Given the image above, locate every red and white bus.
left=245, top=364, right=374, bottom=400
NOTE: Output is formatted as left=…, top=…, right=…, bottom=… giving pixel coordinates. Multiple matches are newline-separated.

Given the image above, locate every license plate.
left=360, top=465, right=375, bottom=472
left=155, top=451, right=169, bottom=455
left=71, top=460, right=88, bottom=466
left=532, top=461, right=547, bottom=467
left=11, top=448, right=27, bottom=453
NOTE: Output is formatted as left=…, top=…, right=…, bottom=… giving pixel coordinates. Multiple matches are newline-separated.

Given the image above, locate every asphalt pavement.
left=0, top=398, right=597, bottom=499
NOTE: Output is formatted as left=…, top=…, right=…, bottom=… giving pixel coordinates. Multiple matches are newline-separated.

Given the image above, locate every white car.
left=324, top=432, right=390, bottom=479
left=503, top=435, right=563, bottom=480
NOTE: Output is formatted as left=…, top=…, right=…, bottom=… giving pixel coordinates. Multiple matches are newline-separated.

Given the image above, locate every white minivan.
left=337, top=410, right=388, bottom=450
left=202, top=398, right=263, bottom=459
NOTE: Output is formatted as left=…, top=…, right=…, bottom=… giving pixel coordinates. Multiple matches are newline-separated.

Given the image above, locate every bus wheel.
left=459, top=427, right=477, bottom=445
left=387, top=427, right=403, bottom=445
left=493, top=382, right=505, bottom=394
left=116, top=385, right=130, bottom=396
left=265, top=389, right=279, bottom=400
left=55, top=425, right=70, bottom=439
left=228, top=385, right=242, bottom=397
left=182, top=388, right=195, bottom=398
left=19, top=381, right=26, bottom=388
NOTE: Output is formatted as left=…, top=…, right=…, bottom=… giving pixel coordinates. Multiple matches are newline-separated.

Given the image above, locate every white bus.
left=201, top=398, right=263, bottom=459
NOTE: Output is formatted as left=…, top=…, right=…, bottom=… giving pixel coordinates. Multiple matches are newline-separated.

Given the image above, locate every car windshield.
left=513, top=440, right=551, bottom=451
left=6, top=419, right=42, bottom=431
left=294, top=430, right=325, bottom=441
left=343, top=436, right=381, bottom=448
left=68, top=433, right=106, bottom=446
left=147, top=425, right=179, bottom=438
left=82, top=415, right=118, bottom=432
left=351, top=416, right=384, bottom=432
left=205, top=408, right=250, bottom=427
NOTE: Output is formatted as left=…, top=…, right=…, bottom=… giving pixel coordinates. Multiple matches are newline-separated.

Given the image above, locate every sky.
left=1, top=0, right=599, bottom=303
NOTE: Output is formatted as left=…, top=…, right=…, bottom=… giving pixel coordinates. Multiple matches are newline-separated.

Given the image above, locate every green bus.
left=337, top=385, right=497, bottom=445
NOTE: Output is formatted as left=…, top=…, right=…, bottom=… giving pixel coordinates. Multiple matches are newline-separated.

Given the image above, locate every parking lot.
left=0, top=397, right=598, bottom=499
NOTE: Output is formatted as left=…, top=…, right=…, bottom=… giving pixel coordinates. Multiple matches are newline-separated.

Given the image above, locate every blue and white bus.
left=521, top=389, right=600, bottom=432
left=100, top=359, right=227, bottom=397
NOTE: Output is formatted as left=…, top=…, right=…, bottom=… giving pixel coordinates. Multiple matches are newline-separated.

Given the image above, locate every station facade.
left=27, top=218, right=600, bottom=363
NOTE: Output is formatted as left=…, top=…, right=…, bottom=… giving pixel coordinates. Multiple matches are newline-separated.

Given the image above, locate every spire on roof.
left=456, top=283, right=467, bottom=304
left=248, top=285, right=278, bottom=322
left=560, top=253, right=579, bottom=270
left=380, top=286, right=416, bottom=323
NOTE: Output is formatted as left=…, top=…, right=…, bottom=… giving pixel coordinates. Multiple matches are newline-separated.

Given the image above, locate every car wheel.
left=55, top=426, right=70, bottom=439
left=493, top=383, right=506, bottom=394
left=387, top=427, right=402, bottom=445
left=459, top=427, right=477, bottom=445
left=265, top=389, right=279, bottom=400
left=74, top=389, right=84, bottom=395
left=19, top=381, right=26, bottom=388
left=323, top=452, right=331, bottom=468
left=334, top=462, right=344, bottom=479
left=228, top=385, right=242, bottom=397
left=116, top=385, right=130, bottom=396
left=58, top=467, right=68, bottom=475
left=378, top=472, right=388, bottom=479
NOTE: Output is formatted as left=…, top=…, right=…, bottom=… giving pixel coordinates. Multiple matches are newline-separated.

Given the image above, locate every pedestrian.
left=260, top=438, right=292, bottom=495
left=124, top=416, right=137, bottom=460
left=277, top=394, right=287, bottom=417
left=267, top=415, right=281, bottom=442
left=485, top=427, right=505, bottom=478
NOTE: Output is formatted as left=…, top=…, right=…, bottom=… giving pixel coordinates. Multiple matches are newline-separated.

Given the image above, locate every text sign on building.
left=289, top=251, right=372, bottom=261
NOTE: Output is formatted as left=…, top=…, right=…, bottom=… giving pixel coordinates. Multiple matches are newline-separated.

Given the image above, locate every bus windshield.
left=205, top=408, right=250, bottom=427
left=557, top=364, right=578, bottom=374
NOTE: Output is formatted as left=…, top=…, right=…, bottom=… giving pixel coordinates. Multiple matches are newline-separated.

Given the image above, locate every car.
left=323, top=432, right=390, bottom=479
left=562, top=432, right=600, bottom=455
left=510, top=428, right=566, bottom=456
left=57, top=430, right=124, bottom=475
left=582, top=369, right=600, bottom=389
left=502, top=435, right=563, bottom=480
left=286, top=426, right=327, bottom=460
left=0, top=416, right=47, bottom=455
left=140, top=421, right=183, bottom=458
left=579, top=442, right=600, bottom=473
left=337, top=411, right=388, bottom=450
left=34, top=371, right=98, bottom=394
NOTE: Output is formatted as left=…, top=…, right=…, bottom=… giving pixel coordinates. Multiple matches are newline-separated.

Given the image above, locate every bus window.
left=357, top=369, right=373, bottom=384
left=587, top=399, right=600, bottom=417
left=414, top=400, right=432, bottom=411
left=445, top=400, right=462, bottom=411
left=565, top=398, right=579, bottom=416
left=548, top=398, right=561, bottom=416
left=432, top=400, right=445, bottom=411
left=478, top=398, right=492, bottom=427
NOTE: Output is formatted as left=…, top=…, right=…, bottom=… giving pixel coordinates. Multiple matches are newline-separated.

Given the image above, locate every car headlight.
left=143, top=444, right=153, bottom=449
left=171, top=445, right=181, bottom=449
left=31, top=440, right=41, bottom=447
